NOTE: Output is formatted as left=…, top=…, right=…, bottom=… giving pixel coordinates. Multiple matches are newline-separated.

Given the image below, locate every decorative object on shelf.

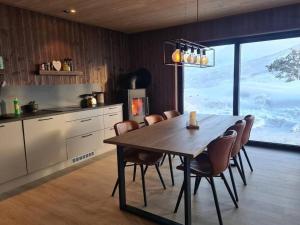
left=164, top=39, right=215, bottom=68
left=62, top=59, right=71, bottom=71
left=13, top=98, right=21, bottom=116
left=186, top=111, right=199, bottom=129
left=52, top=60, right=62, bottom=71
left=38, top=58, right=80, bottom=76
left=0, top=56, right=4, bottom=70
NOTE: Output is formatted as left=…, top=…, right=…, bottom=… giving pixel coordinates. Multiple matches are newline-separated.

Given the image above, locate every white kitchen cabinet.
left=0, top=121, right=27, bottom=184
left=65, top=115, right=104, bottom=138
left=66, top=130, right=103, bottom=159
left=23, top=115, right=67, bottom=173
left=104, top=112, right=123, bottom=129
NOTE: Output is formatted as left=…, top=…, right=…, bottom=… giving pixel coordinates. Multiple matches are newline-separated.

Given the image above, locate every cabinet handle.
left=80, top=118, right=92, bottom=123
left=38, top=118, right=53, bottom=121
left=0, top=125, right=5, bottom=128
left=81, top=133, right=93, bottom=138
left=108, top=107, right=117, bottom=110
left=109, top=113, right=118, bottom=117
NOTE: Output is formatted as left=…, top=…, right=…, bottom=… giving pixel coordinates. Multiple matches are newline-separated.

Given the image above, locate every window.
left=240, top=37, right=300, bottom=145
left=184, top=44, right=234, bottom=115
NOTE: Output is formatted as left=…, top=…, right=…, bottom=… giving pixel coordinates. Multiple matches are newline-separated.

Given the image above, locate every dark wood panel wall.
left=130, top=4, right=300, bottom=114
left=0, top=4, right=130, bottom=103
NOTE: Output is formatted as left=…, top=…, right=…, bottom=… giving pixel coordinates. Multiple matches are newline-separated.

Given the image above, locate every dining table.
left=104, top=114, right=243, bottom=225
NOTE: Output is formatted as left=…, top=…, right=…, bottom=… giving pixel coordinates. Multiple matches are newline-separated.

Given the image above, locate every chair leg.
left=210, top=176, right=223, bottom=225
left=133, top=164, right=137, bottom=182
left=233, top=156, right=247, bottom=185
left=143, top=165, right=148, bottom=175
left=221, top=173, right=238, bottom=208
left=174, top=181, right=185, bottom=213
left=155, top=164, right=166, bottom=189
left=160, top=153, right=167, bottom=166
left=228, top=165, right=238, bottom=202
left=179, top=156, right=184, bottom=164
left=140, top=165, right=147, bottom=207
left=242, top=146, right=254, bottom=172
left=238, top=153, right=247, bottom=185
left=168, top=154, right=175, bottom=186
left=194, top=176, right=201, bottom=195
left=111, top=179, right=119, bottom=197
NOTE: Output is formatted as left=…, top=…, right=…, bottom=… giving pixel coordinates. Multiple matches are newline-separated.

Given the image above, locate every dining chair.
left=174, top=130, right=238, bottom=225
left=144, top=114, right=175, bottom=186
left=226, top=120, right=246, bottom=200
left=241, top=115, right=255, bottom=172
left=163, top=110, right=181, bottom=119
left=111, top=120, right=166, bottom=207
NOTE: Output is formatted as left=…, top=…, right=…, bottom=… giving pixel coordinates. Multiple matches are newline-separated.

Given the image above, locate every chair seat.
left=124, top=147, right=163, bottom=165
left=176, top=152, right=212, bottom=176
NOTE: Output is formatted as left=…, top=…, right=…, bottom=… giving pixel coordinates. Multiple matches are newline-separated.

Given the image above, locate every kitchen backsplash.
left=0, top=84, right=102, bottom=115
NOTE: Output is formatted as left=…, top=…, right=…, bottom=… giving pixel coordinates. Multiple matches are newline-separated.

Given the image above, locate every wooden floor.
left=0, top=147, right=299, bottom=225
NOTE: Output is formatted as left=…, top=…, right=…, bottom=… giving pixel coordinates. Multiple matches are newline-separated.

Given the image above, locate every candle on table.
left=189, top=111, right=197, bottom=126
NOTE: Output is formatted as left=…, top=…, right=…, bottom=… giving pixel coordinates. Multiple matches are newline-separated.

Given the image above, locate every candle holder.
left=186, top=121, right=199, bottom=130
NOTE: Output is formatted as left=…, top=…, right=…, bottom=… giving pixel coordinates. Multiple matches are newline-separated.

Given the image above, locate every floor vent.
left=72, top=151, right=95, bottom=164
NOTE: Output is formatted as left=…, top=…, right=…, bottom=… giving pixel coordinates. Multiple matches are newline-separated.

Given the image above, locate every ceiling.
left=0, top=0, right=298, bottom=33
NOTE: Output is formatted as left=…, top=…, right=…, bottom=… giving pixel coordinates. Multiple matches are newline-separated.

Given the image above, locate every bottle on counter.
left=13, top=98, right=21, bottom=116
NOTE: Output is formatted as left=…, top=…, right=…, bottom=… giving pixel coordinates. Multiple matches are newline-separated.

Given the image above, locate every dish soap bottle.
left=13, top=98, right=21, bottom=116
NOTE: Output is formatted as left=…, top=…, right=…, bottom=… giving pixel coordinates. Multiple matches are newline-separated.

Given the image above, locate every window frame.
left=181, top=30, right=300, bottom=151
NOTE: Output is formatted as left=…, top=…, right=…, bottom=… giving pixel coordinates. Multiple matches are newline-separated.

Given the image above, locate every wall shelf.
left=38, top=70, right=84, bottom=76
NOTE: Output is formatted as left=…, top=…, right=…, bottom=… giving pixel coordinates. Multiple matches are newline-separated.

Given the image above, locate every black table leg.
left=117, top=145, right=126, bottom=209
left=183, top=156, right=192, bottom=225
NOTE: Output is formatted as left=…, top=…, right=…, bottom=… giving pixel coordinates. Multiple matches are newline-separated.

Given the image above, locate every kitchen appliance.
left=93, top=91, right=104, bottom=104
left=21, top=101, right=39, bottom=113
left=79, top=94, right=97, bottom=108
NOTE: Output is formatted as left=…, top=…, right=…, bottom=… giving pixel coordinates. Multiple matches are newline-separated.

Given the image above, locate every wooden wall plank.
left=0, top=3, right=130, bottom=103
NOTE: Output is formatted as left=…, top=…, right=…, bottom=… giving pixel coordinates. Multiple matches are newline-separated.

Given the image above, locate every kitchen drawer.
left=67, top=131, right=102, bottom=159
left=103, top=105, right=122, bottom=115
left=65, top=115, right=104, bottom=138
left=64, top=108, right=103, bottom=122
left=104, top=112, right=123, bottom=129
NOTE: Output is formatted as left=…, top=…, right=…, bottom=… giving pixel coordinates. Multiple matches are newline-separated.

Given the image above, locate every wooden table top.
left=104, top=114, right=243, bottom=158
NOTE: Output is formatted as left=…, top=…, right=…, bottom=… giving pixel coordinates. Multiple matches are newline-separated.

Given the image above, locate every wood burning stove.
left=120, top=89, right=149, bottom=124
left=118, top=68, right=151, bottom=125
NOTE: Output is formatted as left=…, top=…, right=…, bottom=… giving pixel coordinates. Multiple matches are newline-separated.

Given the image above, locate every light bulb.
left=183, top=45, right=189, bottom=63
left=171, top=43, right=181, bottom=63
left=200, top=50, right=209, bottom=65
left=187, top=47, right=194, bottom=64
left=196, top=48, right=201, bottom=64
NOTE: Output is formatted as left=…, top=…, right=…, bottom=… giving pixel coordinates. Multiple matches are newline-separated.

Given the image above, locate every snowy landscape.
left=184, top=38, right=300, bottom=145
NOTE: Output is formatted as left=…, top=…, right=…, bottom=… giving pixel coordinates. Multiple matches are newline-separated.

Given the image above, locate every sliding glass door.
left=184, top=44, right=234, bottom=115
left=240, top=37, right=300, bottom=145
left=183, top=33, right=300, bottom=147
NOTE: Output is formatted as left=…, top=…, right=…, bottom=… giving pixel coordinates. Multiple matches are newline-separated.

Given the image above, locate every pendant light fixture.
left=163, top=0, right=215, bottom=68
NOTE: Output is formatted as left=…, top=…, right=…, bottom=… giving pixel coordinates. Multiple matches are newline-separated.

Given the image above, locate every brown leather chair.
left=241, top=115, right=255, bottom=172
left=163, top=110, right=181, bottom=119
left=174, top=130, right=238, bottom=225
left=226, top=120, right=246, bottom=201
left=144, top=114, right=175, bottom=186
left=144, top=114, right=164, bottom=126
left=111, top=120, right=166, bottom=207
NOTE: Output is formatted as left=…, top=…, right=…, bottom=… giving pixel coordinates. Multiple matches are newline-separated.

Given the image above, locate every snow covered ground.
left=184, top=41, right=300, bottom=146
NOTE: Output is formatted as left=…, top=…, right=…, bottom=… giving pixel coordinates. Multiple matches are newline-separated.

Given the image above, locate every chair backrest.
left=241, top=115, right=255, bottom=145
left=207, top=130, right=237, bottom=176
left=163, top=110, right=181, bottom=119
left=144, top=114, right=164, bottom=126
left=114, top=120, right=139, bottom=136
left=226, top=120, right=246, bottom=157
